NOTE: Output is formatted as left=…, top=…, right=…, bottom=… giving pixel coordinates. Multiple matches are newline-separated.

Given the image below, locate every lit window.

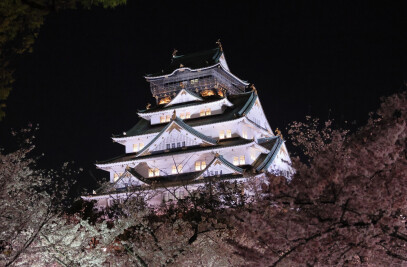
left=160, top=116, right=165, bottom=123
left=186, top=112, right=191, bottom=118
left=139, top=143, right=144, bottom=150
left=205, top=108, right=211, bottom=115
left=149, top=168, right=160, bottom=177
left=200, top=110, right=205, bottom=116
left=219, top=130, right=225, bottom=139
left=226, top=129, right=232, bottom=138
left=180, top=113, right=185, bottom=119
left=251, top=154, right=256, bottom=160
left=133, top=144, right=138, bottom=152
left=201, top=161, right=206, bottom=169
left=114, top=173, right=119, bottom=182
left=240, top=156, right=245, bottom=165
left=233, top=157, right=239, bottom=165
left=242, top=130, right=248, bottom=139
left=166, top=115, right=171, bottom=122
left=172, top=165, right=183, bottom=174
left=195, top=161, right=201, bottom=171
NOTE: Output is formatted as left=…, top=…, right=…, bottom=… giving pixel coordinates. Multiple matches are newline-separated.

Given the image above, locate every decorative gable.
left=201, top=154, right=244, bottom=178
left=137, top=117, right=217, bottom=156
left=165, top=89, right=203, bottom=107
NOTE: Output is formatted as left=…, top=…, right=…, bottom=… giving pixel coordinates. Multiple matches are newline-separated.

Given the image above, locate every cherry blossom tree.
left=228, top=91, right=407, bottom=266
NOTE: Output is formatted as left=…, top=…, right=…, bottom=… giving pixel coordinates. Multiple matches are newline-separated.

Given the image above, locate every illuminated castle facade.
left=83, top=45, right=293, bottom=207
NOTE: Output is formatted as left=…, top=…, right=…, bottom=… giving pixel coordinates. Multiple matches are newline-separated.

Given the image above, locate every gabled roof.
left=147, top=48, right=223, bottom=77
left=116, top=92, right=253, bottom=138
left=124, top=153, right=243, bottom=188
left=164, top=88, right=203, bottom=107
left=205, top=154, right=244, bottom=174
left=255, top=137, right=284, bottom=172
left=137, top=116, right=217, bottom=156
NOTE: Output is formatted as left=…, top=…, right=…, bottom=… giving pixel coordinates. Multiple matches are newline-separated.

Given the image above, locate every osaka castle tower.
left=83, top=43, right=294, bottom=207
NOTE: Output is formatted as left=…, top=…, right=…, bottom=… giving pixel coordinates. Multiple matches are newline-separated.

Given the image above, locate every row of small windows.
left=200, top=108, right=211, bottom=116
left=133, top=143, right=145, bottom=152
left=219, top=129, right=232, bottom=139
left=195, top=161, right=207, bottom=171
left=166, top=142, right=186, bottom=150
left=163, top=75, right=211, bottom=86
left=233, top=156, right=246, bottom=166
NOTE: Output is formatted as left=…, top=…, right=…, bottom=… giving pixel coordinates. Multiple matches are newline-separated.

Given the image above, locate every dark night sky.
left=1, top=1, right=406, bottom=193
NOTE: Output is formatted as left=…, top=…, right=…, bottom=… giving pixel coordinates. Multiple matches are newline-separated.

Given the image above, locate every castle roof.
left=146, top=48, right=223, bottom=77
left=97, top=137, right=253, bottom=166
left=115, top=91, right=257, bottom=138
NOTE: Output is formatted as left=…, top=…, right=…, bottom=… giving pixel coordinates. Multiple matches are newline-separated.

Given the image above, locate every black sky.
left=1, top=0, right=406, bottom=192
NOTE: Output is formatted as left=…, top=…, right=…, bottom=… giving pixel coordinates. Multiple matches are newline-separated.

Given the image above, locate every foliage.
left=0, top=0, right=126, bottom=120
left=1, top=91, right=406, bottom=266
left=228, top=91, right=407, bottom=266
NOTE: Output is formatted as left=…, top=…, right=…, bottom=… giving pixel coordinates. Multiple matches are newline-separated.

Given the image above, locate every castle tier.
left=83, top=46, right=294, bottom=207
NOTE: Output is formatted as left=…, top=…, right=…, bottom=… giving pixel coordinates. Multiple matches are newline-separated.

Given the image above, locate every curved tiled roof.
left=146, top=48, right=223, bottom=77
left=256, top=137, right=284, bottom=172
left=115, top=91, right=253, bottom=138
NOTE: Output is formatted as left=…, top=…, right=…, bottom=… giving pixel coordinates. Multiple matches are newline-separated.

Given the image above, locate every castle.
left=83, top=43, right=293, bottom=207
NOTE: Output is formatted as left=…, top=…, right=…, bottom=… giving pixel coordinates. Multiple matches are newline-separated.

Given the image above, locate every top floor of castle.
left=144, top=46, right=249, bottom=105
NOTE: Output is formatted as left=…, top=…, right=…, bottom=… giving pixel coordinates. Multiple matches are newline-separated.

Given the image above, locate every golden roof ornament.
left=216, top=39, right=223, bottom=52
left=215, top=152, right=220, bottom=158
left=146, top=103, right=151, bottom=110
left=172, top=110, right=177, bottom=120
left=180, top=63, right=184, bottom=68
left=172, top=49, right=178, bottom=58
left=250, top=84, right=257, bottom=94
left=275, top=128, right=283, bottom=139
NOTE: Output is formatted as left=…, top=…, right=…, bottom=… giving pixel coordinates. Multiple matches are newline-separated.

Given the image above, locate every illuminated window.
left=251, top=154, right=256, bottom=160
left=226, top=129, right=232, bottom=138
left=195, top=161, right=207, bottom=171
left=200, top=110, right=205, bottom=116
left=160, top=116, right=165, bottom=123
left=149, top=168, right=160, bottom=177
left=219, top=130, right=225, bottom=139
left=240, top=156, right=245, bottom=165
left=133, top=143, right=144, bottom=152
left=186, top=112, right=191, bottom=118
left=242, top=130, right=248, bottom=139
left=172, top=165, right=183, bottom=174
left=166, top=115, right=171, bottom=122
left=180, top=113, right=185, bottom=119
left=114, top=173, right=120, bottom=182
left=233, top=157, right=239, bottom=165
left=205, top=108, right=211, bottom=115
left=195, top=161, right=201, bottom=171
